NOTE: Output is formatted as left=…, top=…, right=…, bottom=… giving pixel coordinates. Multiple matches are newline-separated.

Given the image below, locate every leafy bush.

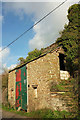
left=56, top=4, right=80, bottom=76
left=17, top=48, right=43, bottom=67
left=2, top=73, right=8, bottom=89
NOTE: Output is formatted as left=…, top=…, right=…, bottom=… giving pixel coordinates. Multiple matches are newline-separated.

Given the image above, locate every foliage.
left=18, top=57, right=25, bottom=64
left=25, top=48, right=42, bottom=62
left=27, top=109, right=54, bottom=118
left=2, top=72, right=8, bottom=106
left=2, top=72, right=8, bottom=90
left=50, top=83, right=65, bottom=92
left=56, top=4, right=80, bottom=76
left=17, top=48, right=43, bottom=66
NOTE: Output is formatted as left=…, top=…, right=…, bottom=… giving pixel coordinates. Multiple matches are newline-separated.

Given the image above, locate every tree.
left=25, top=48, right=42, bottom=62
left=17, top=48, right=42, bottom=66
left=56, top=4, right=80, bottom=76
left=2, top=67, right=8, bottom=90
left=18, top=57, right=25, bottom=64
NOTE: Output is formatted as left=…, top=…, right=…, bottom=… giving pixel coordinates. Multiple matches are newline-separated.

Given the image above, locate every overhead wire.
left=0, top=0, right=68, bottom=52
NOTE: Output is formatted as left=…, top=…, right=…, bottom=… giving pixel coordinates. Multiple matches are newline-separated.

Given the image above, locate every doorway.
left=16, top=65, right=27, bottom=111
left=59, top=53, right=65, bottom=70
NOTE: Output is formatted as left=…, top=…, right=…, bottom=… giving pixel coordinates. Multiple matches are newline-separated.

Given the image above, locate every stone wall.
left=27, top=51, right=62, bottom=112
left=8, top=70, right=16, bottom=107
left=49, top=92, right=68, bottom=111
left=2, top=88, right=8, bottom=106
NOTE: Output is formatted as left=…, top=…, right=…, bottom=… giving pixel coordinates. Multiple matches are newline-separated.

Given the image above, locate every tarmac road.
left=2, top=109, right=29, bottom=119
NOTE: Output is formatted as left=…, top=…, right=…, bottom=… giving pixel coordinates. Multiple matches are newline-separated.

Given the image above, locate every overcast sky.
left=0, top=0, right=79, bottom=73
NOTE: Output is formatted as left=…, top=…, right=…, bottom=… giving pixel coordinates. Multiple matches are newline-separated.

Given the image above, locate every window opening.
left=34, top=87, right=37, bottom=98
left=32, top=85, right=38, bottom=98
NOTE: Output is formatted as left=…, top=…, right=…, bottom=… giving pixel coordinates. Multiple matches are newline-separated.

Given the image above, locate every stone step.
left=61, top=89, right=70, bottom=91
left=68, top=108, right=78, bottom=111
left=63, top=97, right=77, bottom=101
left=60, top=81, right=74, bottom=85
left=63, top=85, right=73, bottom=87
left=60, top=86, right=73, bottom=89
left=66, top=102, right=78, bottom=105
left=63, top=98, right=73, bottom=101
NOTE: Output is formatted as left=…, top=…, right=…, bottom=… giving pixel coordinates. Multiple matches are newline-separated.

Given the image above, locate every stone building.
left=8, top=44, right=70, bottom=112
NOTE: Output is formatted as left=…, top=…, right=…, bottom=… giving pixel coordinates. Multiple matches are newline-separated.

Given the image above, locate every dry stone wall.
left=49, top=92, right=68, bottom=111
left=8, top=70, right=16, bottom=107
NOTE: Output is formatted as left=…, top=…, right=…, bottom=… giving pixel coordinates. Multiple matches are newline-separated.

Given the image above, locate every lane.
left=2, top=109, right=29, bottom=118
left=0, top=109, right=2, bottom=120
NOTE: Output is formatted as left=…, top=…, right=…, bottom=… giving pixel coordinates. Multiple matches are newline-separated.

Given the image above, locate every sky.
left=0, top=0, right=79, bottom=73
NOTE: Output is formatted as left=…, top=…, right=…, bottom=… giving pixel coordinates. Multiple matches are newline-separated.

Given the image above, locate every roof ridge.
left=9, top=45, right=61, bottom=73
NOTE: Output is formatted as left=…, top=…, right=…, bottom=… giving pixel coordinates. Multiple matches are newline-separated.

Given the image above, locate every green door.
left=16, top=65, right=27, bottom=111
left=21, top=66, right=27, bottom=111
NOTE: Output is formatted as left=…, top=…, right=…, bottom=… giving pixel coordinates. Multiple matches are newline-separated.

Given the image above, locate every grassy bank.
left=2, top=105, right=79, bottom=119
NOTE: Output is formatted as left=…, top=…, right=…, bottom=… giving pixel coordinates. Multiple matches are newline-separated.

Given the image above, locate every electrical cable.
left=0, top=0, right=68, bottom=52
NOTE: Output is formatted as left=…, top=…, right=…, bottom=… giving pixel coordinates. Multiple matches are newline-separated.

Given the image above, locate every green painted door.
left=16, top=65, right=27, bottom=111
left=21, top=66, right=27, bottom=111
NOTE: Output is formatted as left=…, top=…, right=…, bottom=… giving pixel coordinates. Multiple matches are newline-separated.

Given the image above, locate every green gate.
left=16, top=65, right=27, bottom=111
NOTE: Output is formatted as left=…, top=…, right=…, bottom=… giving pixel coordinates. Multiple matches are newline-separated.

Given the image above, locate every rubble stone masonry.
left=27, top=51, right=67, bottom=112
left=8, top=47, right=69, bottom=112
left=8, top=70, right=16, bottom=107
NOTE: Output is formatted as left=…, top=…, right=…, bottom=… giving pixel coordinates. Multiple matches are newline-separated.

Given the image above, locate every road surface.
left=2, top=109, right=30, bottom=119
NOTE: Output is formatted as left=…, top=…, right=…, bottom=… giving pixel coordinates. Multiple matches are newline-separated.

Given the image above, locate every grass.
left=50, top=84, right=66, bottom=92
left=2, top=105, right=79, bottom=119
